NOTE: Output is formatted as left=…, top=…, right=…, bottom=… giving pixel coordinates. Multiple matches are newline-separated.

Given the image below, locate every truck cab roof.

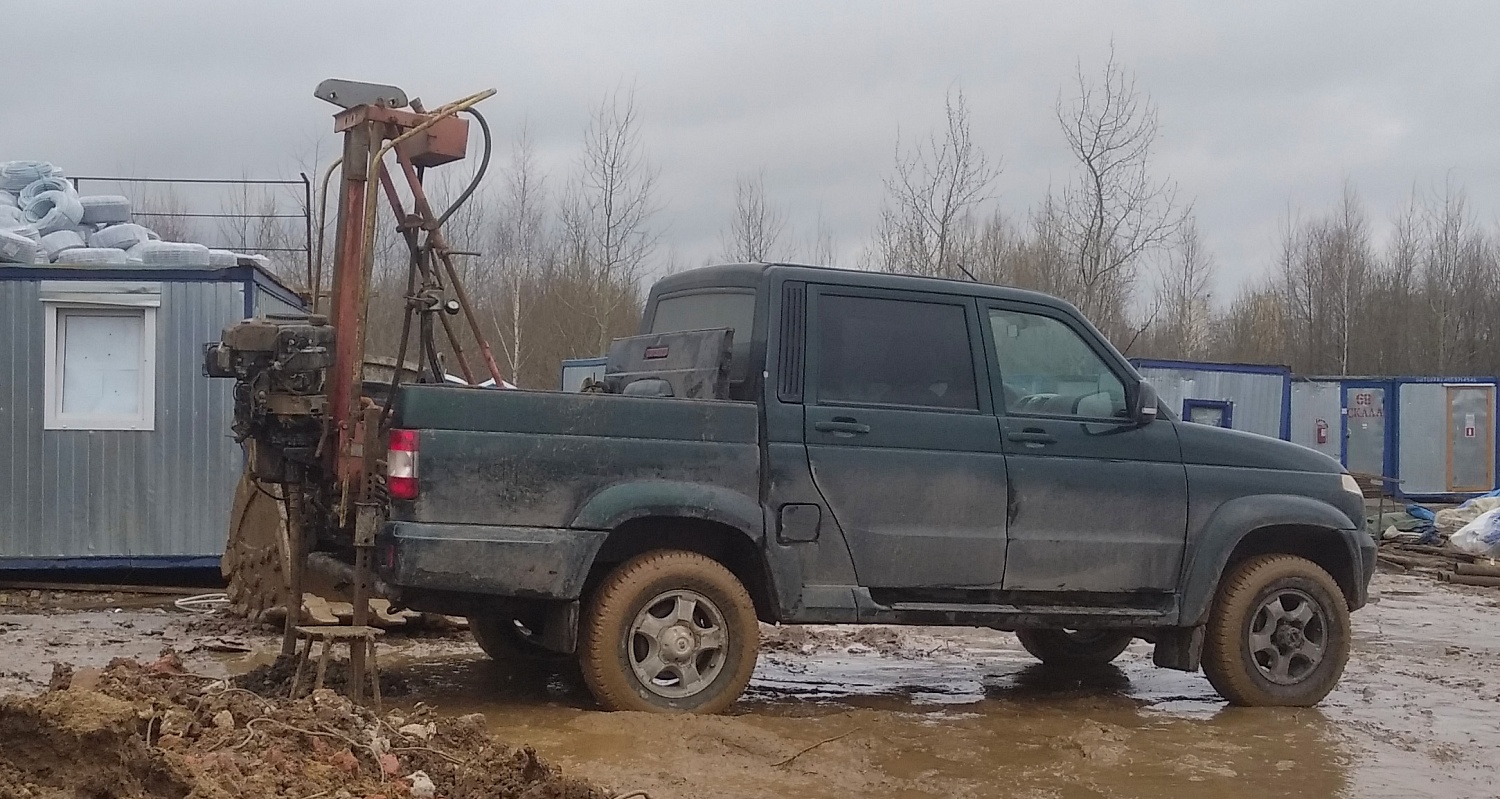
left=648, top=262, right=1082, bottom=313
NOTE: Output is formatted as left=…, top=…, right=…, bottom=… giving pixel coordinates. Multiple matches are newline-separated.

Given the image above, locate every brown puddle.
left=5, top=573, right=1498, bottom=798
left=386, top=643, right=1358, bottom=798
left=372, top=575, right=1500, bottom=799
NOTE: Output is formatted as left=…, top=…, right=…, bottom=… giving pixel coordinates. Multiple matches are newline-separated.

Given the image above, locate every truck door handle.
left=1007, top=428, right=1056, bottom=445
left=815, top=418, right=871, bottom=435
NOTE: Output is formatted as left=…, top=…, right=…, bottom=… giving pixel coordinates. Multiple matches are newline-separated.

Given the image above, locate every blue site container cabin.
left=559, top=356, right=607, bottom=392
left=1291, top=376, right=1500, bottom=502
left=1129, top=358, right=1292, bottom=440
left=0, top=262, right=303, bottom=570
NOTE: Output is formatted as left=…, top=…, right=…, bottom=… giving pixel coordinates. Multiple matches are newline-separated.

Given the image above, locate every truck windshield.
left=651, top=292, right=756, bottom=340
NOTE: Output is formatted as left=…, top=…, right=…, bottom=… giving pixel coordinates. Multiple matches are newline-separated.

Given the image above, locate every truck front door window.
left=989, top=310, right=1126, bottom=419
left=818, top=295, right=977, bottom=411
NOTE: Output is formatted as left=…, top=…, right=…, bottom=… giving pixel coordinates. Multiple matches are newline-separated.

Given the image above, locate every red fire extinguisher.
left=1315, top=419, right=1329, bottom=445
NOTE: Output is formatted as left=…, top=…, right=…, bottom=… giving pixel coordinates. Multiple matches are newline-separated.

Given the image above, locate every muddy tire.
left=1016, top=629, right=1134, bottom=667
left=579, top=550, right=759, bottom=713
left=1202, top=554, right=1350, bottom=707
left=468, top=615, right=573, bottom=668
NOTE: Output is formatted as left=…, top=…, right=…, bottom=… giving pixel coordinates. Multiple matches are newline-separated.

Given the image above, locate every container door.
left=1344, top=386, right=1386, bottom=477
left=1447, top=385, right=1495, bottom=493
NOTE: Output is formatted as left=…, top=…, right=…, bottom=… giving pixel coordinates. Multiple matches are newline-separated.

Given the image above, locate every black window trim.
left=777, top=281, right=805, bottom=403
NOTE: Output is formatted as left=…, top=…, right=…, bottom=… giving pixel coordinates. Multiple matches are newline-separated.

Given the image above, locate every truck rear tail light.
left=388, top=428, right=419, bottom=500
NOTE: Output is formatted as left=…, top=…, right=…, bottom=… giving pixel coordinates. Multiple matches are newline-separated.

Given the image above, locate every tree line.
left=156, top=54, right=1500, bottom=387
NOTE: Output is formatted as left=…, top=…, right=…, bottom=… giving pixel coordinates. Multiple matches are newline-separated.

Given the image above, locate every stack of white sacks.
left=0, top=160, right=266, bottom=269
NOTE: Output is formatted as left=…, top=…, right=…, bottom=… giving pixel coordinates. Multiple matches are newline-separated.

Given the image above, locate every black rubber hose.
left=377, top=230, right=422, bottom=432
left=434, top=108, right=493, bottom=230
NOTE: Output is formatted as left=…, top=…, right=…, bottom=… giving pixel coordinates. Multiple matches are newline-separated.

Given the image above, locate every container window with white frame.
left=41, top=281, right=160, bottom=431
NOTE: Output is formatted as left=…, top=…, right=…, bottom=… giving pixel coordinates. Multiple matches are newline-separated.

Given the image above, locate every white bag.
left=0, top=161, right=61, bottom=193
left=52, top=247, right=129, bottom=266
left=18, top=175, right=73, bottom=206
left=129, top=240, right=211, bottom=267
left=1449, top=507, right=1500, bottom=557
left=79, top=195, right=132, bottom=225
left=24, top=189, right=85, bottom=234
left=90, top=223, right=154, bottom=250
left=39, top=229, right=86, bottom=260
left=0, top=228, right=38, bottom=264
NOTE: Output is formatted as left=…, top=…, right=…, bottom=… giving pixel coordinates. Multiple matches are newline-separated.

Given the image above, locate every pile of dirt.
left=0, top=656, right=604, bottom=799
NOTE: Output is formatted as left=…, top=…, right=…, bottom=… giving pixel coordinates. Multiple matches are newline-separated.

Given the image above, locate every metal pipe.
left=280, top=469, right=305, bottom=657
left=300, top=172, right=314, bottom=300
left=312, top=157, right=344, bottom=315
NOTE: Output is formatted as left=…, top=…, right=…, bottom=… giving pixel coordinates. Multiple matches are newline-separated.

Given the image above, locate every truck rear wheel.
left=1202, top=554, right=1350, bottom=707
left=1016, top=629, right=1134, bottom=666
left=579, top=550, right=759, bottom=713
left=468, top=614, right=573, bottom=669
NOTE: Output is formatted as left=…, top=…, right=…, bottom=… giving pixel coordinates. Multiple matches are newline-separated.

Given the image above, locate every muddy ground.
left=3, top=572, right=1498, bottom=799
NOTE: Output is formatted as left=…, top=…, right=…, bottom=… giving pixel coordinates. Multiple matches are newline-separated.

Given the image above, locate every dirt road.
left=3, top=572, right=1497, bottom=798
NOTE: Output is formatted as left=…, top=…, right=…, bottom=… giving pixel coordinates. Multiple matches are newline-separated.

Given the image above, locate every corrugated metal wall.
left=1400, top=383, right=1450, bottom=495
left=256, top=285, right=303, bottom=317
left=1399, top=381, right=1498, bottom=496
left=1290, top=381, right=1343, bottom=461
left=1136, top=365, right=1287, bottom=439
left=0, top=277, right=245, bottom=561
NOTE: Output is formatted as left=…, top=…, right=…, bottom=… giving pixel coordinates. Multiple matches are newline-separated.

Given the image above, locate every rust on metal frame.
left=392, top=150, right=505, bottom=385
left=326, top=120, right=374, bottom=491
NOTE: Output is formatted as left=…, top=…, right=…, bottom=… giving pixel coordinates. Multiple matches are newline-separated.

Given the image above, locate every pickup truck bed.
left=384, top=386, right=760, bottom=599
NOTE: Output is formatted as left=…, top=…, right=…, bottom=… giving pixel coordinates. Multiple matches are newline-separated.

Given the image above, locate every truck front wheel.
left=579, top=550, right=759, bottom=713
left=1016, top=629, right=1134, bottom=667
left=1202, top=554, right=1350, bottom=707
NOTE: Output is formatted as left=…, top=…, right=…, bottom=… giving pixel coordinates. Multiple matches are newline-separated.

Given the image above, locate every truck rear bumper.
left=377, top=521, right=607, bottom=600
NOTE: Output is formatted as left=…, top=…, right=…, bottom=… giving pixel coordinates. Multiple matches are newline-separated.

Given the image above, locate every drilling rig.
left=206, top=79, right=503, bottom=698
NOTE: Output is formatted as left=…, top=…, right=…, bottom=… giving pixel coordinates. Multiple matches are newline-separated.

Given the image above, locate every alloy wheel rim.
left=1248, top=588, right=1327, bottom=685
left=627, top=589, right=729, bottom=699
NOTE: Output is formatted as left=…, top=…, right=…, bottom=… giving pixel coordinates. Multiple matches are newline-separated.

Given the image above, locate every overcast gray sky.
left=7, top=1, right=1499, bottom=299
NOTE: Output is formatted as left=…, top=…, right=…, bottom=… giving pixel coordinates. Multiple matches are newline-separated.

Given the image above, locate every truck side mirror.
left=1134, top=381, right=1159, bottom=425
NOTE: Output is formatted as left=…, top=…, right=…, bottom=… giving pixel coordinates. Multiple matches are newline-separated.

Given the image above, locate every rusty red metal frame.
left=319, top=89, right=498, bottom=701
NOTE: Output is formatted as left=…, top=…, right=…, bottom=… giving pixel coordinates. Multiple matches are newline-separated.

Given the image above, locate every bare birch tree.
left=1056, top=47, right=1185, bottom=337
left=559, top=87, right=659, bottom=353
left=720, top=171, right=787, bottom=262
left=807, top=207, right=839, bottom=265
left=872, top=89, right=998, bottom=278
left=1152, top=220, right=1215, bottom=358
left=490, top=126, right=550, bottom=383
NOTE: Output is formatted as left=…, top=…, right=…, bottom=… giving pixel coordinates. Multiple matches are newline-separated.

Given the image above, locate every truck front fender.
left=1178, top=493, right=1366, bottom=626
left=570, top=480, right=765, bottom=542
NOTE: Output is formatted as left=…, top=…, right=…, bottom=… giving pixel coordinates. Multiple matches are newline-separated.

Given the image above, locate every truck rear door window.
left=651, top=292, right=756, bottom=339
left=816, top=294, right=978, bottom=411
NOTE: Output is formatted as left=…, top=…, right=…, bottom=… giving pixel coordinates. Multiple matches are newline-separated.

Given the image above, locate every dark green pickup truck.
left=377, top=263, right=1375, bottom=714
